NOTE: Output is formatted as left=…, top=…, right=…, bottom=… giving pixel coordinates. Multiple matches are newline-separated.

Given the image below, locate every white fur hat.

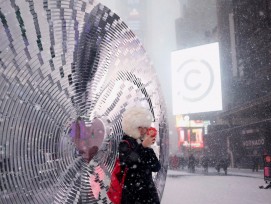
left=121, top=106, right=152, bottom=139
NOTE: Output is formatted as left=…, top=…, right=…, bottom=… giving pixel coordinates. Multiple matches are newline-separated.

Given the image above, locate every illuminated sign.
left=171, top=42, right=222, bottom=114
left=177, top=127, right=204, bottom=149
left=242, top=139, right=265, bottom=147
left=175, top=115, right=210, bottom=134
left=265, top=155, right=271, bottom=164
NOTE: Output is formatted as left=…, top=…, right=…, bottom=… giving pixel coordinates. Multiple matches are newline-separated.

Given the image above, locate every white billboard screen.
left=171, top=42, right=222, bottom=115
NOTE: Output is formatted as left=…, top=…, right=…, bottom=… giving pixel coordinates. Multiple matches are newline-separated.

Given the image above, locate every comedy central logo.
left=177, top=59, right=214, bottom=102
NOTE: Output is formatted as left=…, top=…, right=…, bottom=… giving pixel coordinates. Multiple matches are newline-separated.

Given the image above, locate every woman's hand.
left=142, top=135, right=156, bottom=148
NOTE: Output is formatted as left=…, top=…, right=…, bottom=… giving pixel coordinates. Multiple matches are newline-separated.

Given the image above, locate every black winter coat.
left=119, top=135, right=161, bottom=204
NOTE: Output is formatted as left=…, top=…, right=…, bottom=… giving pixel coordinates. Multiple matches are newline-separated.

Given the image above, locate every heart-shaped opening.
left=70, top=118, right=107, bottom=162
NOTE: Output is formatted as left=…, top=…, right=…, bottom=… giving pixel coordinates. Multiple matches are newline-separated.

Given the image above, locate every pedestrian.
left=215, top=158, right=221, bottom=173
left=201, top=155, right=209, bottom=173
left=172, top=155, right=179, bottom=170
left=180, top=155, right=185, bottom=170
left=118, top=106, right=161, bottom=204
left=221, top=158, right=229, bottom=175
left=188, top=154, right=196, bottom=173
left=252, top=156, right=259, bottom=172
left=235, top=157, right=241, bottom=169
left=216, top=157, right=229, bottom=175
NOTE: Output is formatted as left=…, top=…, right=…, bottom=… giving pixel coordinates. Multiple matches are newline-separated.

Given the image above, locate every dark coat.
left=119, top=135, right=161, bottom=204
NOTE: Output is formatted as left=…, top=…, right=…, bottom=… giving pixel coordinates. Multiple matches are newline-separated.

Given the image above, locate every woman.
left=119, top=106, right=161, bottom=204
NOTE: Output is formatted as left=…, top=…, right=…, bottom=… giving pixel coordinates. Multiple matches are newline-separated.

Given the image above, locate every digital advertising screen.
left=177, top=127, right=204, bottom=149
left=171, top=42, right=222, bottom=115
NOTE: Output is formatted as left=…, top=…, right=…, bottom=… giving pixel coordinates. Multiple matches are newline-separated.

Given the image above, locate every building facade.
left=207, top=0, right=271, bottom=168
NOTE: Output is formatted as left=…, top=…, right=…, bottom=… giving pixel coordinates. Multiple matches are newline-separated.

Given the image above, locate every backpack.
left=107, top=140, right=130, bottom=204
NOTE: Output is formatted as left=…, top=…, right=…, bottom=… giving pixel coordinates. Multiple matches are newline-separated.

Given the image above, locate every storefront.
left=205, top=122, right=271, bottom=169
left=229, top=123, right=270, bottom=169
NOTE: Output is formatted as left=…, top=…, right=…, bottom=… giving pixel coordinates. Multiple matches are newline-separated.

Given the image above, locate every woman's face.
left=138, top=127, right=148, bottom=136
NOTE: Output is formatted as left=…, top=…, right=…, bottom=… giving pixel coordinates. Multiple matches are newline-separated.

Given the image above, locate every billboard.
left=171, top=42, right=222, bottom=115
left=178, top=127, right=204, bottom=149
left=176, top=117, right=208, bottom=150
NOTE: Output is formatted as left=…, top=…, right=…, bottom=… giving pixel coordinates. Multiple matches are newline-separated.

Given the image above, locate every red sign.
left=177, top=127, right=204, bottom=149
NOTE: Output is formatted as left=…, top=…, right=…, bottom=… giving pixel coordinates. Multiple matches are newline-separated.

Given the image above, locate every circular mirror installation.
left=0, top=0, right=169, bottom=203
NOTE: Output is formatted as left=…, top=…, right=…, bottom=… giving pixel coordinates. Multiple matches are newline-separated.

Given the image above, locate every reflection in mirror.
left=70, top=117, right=107, bottom=163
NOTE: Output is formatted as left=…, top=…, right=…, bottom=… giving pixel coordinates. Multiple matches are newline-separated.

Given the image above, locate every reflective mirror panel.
left=0, top=0, right=169, bottom=203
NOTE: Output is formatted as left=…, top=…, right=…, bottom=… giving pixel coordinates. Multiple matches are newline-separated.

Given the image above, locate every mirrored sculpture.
left=0, top=0, right=169, bottom=203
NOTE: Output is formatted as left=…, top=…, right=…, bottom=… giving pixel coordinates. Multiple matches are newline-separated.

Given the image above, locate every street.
left=162, top=168, right=270, bottom=204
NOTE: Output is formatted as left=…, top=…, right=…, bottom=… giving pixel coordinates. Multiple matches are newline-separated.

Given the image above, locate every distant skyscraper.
left=175, top=0, right=218, bottom=49
left=115, top=0, right=147, bottom=43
